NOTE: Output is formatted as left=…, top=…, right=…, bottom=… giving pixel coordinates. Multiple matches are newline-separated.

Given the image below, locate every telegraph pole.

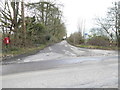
left=118, top=1, right=120, bottom=48
left=21, top=0, right=26, bottom=46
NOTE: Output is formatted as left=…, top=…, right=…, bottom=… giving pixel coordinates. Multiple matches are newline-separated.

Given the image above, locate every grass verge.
left=2, top=44, right=47, bottom=60
left=76, top=44, right=118, bottom=50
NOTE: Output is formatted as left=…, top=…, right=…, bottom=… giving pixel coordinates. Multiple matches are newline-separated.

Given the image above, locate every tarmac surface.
left=1, top=41, right=118, bottom=88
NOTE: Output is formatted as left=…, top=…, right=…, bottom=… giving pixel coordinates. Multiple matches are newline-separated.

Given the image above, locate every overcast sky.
left=25, top=0, right=116, bottom=36
left=47, top=0, right=116, bottom=36
left=60, top=0, right=117, bottom=36
left=1, top=0, right=117, bottom=36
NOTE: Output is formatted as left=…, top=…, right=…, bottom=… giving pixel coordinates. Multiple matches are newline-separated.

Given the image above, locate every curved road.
left=2, top=41, right=118, bottom=88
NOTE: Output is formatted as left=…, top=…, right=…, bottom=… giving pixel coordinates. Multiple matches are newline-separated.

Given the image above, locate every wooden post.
left=21, top=0, right=26, bottom=47
left=118, top=1, right=120, bottom=48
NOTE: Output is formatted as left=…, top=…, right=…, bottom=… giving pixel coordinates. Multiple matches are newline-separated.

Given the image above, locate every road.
left=1, top=41, right=118, bottom=88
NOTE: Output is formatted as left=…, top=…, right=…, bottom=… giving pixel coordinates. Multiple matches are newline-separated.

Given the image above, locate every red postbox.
left=4, top=37, right=10, bottom=44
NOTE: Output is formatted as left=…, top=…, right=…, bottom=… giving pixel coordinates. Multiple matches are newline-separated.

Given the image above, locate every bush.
left=67, top=32, right=84, bottom=45
left=50, top=36, right=58, bottom=43
left=45, top=34, right=51, bottom=41
left=87, top=36, right=110, bottom=47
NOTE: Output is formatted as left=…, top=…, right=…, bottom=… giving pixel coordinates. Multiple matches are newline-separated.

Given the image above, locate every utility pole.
left=118, top=1, right=120, bottom=48
left=21, top=0, right=26, bottom=46
left=4, top=0, right=7, bottom=34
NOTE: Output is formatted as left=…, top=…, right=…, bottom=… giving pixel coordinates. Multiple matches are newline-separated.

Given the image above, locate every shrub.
left=87, top=36, right=110, bottom=47
left=67, top=32, right=84, bottom=45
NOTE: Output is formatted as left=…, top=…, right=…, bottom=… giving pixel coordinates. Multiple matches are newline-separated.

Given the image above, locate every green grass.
left=2, top=44, right=47, bottom=58
left=76, top=44, right=118, bottom=50
left=2, top=41, right=59, bottom=59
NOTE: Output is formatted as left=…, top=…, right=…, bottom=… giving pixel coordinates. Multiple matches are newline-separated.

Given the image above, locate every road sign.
left=85, top=33, right=88, bottom=35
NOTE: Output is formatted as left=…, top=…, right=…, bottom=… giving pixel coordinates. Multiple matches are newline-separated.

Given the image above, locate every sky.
left=0, top=0, right=116, bottom=36
left=60, top=0, right=115, bottom=36
left=26, top=0, right=115, bottom=36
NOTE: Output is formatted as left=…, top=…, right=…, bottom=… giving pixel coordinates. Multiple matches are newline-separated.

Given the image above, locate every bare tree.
left=0, top=0, right=27, bottom=47
left=77, top=19, right=85, bottom=38
left=96, top=1, right=120, bottom=45
left=26, top=1, right=66, bottom=41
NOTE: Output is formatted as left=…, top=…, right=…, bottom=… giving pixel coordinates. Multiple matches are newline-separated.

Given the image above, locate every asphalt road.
left=2, top=41, right=118, bottom=64
left=1, top=41, right=118, bottom=88
left=2, top=55, right=118, bottom=75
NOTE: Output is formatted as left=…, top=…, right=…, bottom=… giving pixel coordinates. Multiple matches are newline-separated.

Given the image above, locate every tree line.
left=0, top=0, right=66, bottom=50
left=68, top=1, right=120, bottom=48
left=94, top=1, right=120, bottom=46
